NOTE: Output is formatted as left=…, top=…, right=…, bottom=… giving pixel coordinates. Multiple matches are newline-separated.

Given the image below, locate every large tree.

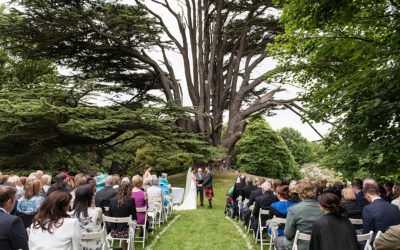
left=0, top=0, right=298, bottom=167
left=273, top=0, right=400, bottom=177
left=279, top=127, right=313, bottom=166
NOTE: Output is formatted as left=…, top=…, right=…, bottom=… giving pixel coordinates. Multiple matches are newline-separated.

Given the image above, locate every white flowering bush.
left=300, top=163, right=343, bottom=182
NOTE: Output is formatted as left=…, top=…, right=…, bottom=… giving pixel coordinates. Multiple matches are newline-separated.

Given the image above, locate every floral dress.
left=17, top=195, right=45, bottom=214
left=70, top=207, right=103, bottom=250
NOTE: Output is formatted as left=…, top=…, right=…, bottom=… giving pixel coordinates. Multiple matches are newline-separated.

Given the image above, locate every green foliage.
left=278, top=127, right=314, bottom=165
left=273, top=0, right=400, bottom=177
left=235, top=118, right=300, bottom=178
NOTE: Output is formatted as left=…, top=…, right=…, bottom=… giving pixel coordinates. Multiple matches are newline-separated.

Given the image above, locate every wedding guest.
left=147, top=178, right=163, bottom=212
left=0, top=174, right=9, bottom=185
left=391, top=183, right=400, bottom=209
left=121, top=176, right=131, bottom=184
left=248, top=177, right=265, bottom=207
left=289, top=180, right=300, bottom=203
left=109, top=183, right=137, bottom=239
left=203, top=166, right=214, bottom=209
left=242, top=176, right=257, bottom=200
left=36, top=170, right=44, bottom=180
left=0, top=186, right=29, bottom=250
left=70, top=184, right=103, bottom=249
left=342, top=187, right=363, bottom=219
left=362, top=184, right=400, bottom=233
left=351, top=179, right=368, bottom=208
left=47, top=173, right=72, bottom=195
left=143, top=164, right=153, bottom=183
left=40, top=174, right=52, bottom=196
left=7, top=175, right=24, bottom=199
left=384, top=182, right=394, bottom=202
left=375, top=224, right=400, bottom=250
left=96, top=173, right=107, bottom=191
left=268, top=185, right=295, bottom=236
left=17, top=179, right=45, bottom=216
left=132, top=175, right=147, bottom=226
left=113, top=174, right=121, bottom=189
left=29, top=191, right=81, bottom=249
left=95, top=175, right=117, bottom=216
left=234, top=170, right=241, bottom=183
left=251, top=181, right=278, bottom=235
left=20, top=176, right=27, bottom=187
left=272, top=179, right=282, bottom=195
left=309, top=192, right=359, bottom=250
left=274, top=180, right=323, bottom=250
left=232, top=175, right=245, bottom=201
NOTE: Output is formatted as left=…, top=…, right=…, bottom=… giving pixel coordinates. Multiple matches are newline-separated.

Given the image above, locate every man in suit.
left=274, top=180, right=323, bottom=250
left=352, top=179, right=368, bottom=208
left=243, top=177, right=265, bottom=226
left=242, top=176, right=257, bottom=200
left=202, top=167, right=213, bottom=209
left=47, top=173, right=72, bottom=195
left=251, top=181, right=278, bottom=234
left=0, top=185, right=29, bottom=250
left=95, top=175, right=118, bottom=216
left=362, top=184, right=400, bottom=233
left=231, top=175, right=246, bottom=218
left=195, top=168, right=205, bottom=207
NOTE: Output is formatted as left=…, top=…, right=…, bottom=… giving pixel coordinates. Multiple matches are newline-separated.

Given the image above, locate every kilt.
left=205, top=187, right=214, bottom=198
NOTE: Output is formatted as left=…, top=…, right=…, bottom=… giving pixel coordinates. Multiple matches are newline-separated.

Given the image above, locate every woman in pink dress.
left=131, top=175, right=147, bottom=225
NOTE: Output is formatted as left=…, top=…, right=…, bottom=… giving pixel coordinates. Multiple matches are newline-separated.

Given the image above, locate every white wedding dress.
left=175, top=168, right=197, bottom=210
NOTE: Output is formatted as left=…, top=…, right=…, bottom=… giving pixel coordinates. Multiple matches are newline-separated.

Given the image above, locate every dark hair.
left=384, top=182, right=394, bottom=191
left=318, top=192, right=344, bottom=215
left=351, top=179, right=363, bottom=190
left=72, top=184, right=94, bottom=218
left=117, top=182, right=132, bottom=208
left=32, top=191, right=71, bottom=233
left=364, top=184, right=379, bottom=196
left=55, top=173, right=66, bottom=184
left=0, top=186, right=16, bottom=207
left=276, top=185, right=290, bottom=200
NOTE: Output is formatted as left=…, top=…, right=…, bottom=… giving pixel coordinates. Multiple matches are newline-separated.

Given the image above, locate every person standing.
left=195, top=168, right=205, bottom=207
left=0, top=186, right=29, bottom=250
left=203, top=167, right=214, bottom=209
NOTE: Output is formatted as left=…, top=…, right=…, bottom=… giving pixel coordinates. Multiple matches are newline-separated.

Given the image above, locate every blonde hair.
left=342, top=187, right=356, bottom=201
left=7, top=175, right=21, bottom=185
left=24, top=179, right=42, bottom=199
left=132, top=175, right=143, bottom=188
left=41, top=174, right=52, bottom=186
left=289, top=180, right=299, bottom=193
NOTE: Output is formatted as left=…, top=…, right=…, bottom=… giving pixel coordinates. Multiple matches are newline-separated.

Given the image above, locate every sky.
left=0, top=0, right=331, bottom=141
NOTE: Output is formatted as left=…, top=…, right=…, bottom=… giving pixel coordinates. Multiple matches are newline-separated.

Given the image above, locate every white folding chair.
left=103, top=215, right=135, bottom=250
left=255, top=209, right=269, bottom=243
left=268, top=217, right=286, bottom=250
left=26, top=227, right=30, bottom=239
left=81, top=224, right=110, bottom=250
left=135, top=207, right=148, bottom=248
left=292, top=230, right=311, bottom=250
left=357, top=231, right=373, bottom=250
left=147, top=206, right=162, bottom=234
left=349, top=218, right=363, bottom=225
left=373, top=231, right=382, bottom=249
left=247, top=204, right=254, bottom=233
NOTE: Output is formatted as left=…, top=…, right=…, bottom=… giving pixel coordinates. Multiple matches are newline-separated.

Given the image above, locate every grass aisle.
left=150, top=172, right=259, bottom=250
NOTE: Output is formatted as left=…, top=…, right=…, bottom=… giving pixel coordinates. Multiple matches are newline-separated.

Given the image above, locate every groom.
left=203, top=167, right=214, bottom=209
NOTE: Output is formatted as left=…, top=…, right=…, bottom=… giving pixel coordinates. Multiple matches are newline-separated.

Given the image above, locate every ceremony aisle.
left=149, top=172, right=260, bottom=250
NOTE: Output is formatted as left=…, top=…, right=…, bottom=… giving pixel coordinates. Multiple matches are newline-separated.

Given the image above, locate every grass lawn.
left=145, top=171, right=262, bottom=250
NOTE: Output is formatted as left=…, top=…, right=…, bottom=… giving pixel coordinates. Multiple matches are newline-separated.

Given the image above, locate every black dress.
left=309, top=213, right=359, bottom=250
left=109, top=196, right=137, bottom=238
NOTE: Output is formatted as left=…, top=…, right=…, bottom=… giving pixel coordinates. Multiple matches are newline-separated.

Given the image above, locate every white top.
left=392, top=198, right=400, bottom=208
left=147, top=186, right=163, bottom=211
left=29, top=217, right=81, bottom=250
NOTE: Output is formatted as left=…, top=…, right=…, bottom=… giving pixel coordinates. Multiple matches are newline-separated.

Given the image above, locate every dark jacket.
left=0, top=209, right=29, bottom=250
left=343, top=200, right=363, bottom=219
left=232, top=182, right=245, bottom=201
left=47, top=182, right=72, bottom=195
left=242, top=184, right=257, bottom=200
left=203, top=172, right=212, bottom=188
left=289, top=193, right=300, bottom=203
left=195, top=173, right=204, bottom=190
left=310, top=213, right=359, bottom=250
left=253, top=191, right=278, bottom=218
left=109, top=196, right=137, bottom=231
left=248, top=188, right=262, bottom=207
left=95, top=186, right=118, bottom=215
left=362, top=198, right=400, bottom=233
left=355, top=191, right=369, bottom=208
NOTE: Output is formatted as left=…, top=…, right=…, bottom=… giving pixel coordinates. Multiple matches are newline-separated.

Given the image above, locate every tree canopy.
left=273, top=0, right=400, bottom=177
left=278, top=127, right=314, bottom=166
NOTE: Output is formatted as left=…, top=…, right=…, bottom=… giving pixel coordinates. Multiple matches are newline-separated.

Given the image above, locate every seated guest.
left=375, top=224, right=400, bottom=250
left=288, top=180, right=300, bottom=203
left=242, top=176, right=257, bottom=201
left=113, top=174, right=121, bottom=189
left=121, top=176, right=131, bottom=184
left=244, top=177, right=265, bottom=226
left=147, top=178, right=163, bottom=212
left=391, top=183, right=400, bottom=209
left=96, top=173, right=107, bottom=192
left=342, top=187, right=363, bottom=219
left=17, top=179, right=45, bottom=216
left=351, top=179, right=368, bottom=208
left=47, top=173, right=72, bottom=195
left=159, top=173, right=170, bottom=186
left=362, top=184, right=400, bottom=233
left=109, top=183, right=137, bottom=239
left=7, top=175, right=24, bottom=199
left=131, top=175, right=147, bottom=227
left=272, top=179, right=282, bottom=195
left=70, top=184, right=103, bottom=249
left=40, top=174, right=52, bottom=197
left=268, top=185, right=295, bottom=236
left=251, top=181, right=278, bottom=235
left=232, top=175, right=246, bottom=218
left=384, top=182, right=394, bottom=202
left=29, top=191, right=81, bottom=249
left=309, top=192, right=359, bottom=250
left=0, top=186, right=29, bottom=250
left=95, top=176, right=117, bottom=216
left=0, top=174, right=9, bottom=185
left=274, top=180, right=323, bottom=250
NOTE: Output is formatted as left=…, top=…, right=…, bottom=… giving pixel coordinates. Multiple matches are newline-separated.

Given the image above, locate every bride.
left=175, top=167, right=197, bottom=210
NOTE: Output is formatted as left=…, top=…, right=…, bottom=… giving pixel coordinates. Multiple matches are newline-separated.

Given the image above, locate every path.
left=146, top=172, right=259, bottom=250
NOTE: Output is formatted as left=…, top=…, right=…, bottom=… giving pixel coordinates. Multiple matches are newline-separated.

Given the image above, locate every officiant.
left=195, top=168, right=205, bottom=207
